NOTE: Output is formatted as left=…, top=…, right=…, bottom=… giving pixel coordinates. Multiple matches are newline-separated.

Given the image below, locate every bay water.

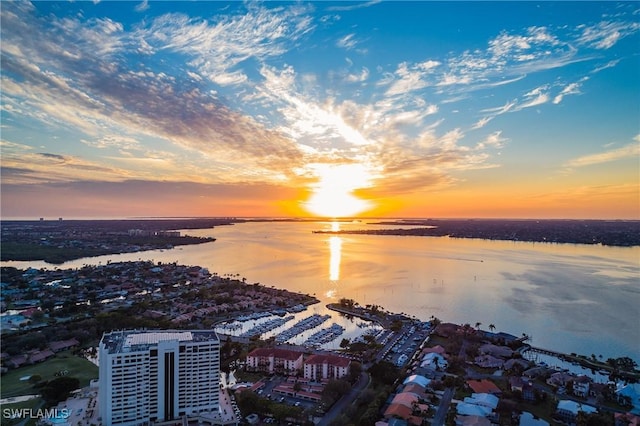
left=4, top=220, right=639, bottom=363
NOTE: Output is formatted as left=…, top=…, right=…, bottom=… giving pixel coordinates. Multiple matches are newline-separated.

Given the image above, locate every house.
left=303, top=353, right=351, bottom=381
left=383, top=392, right=428, bottom=426
left=509, top=376, right=535, bottom=401
left=28, top=349, right=55, bottom=364
left=456, top=402, right=492, bottom=417
left=463, top=393, right=499, bottom=410
left=455, top=415, right=491, bottom=426
left=478, top=343, right=513, bottom=358
left=547, top=371, right=575, bottom=387
left=467, top=379, right=502, bottom=395
left=616, top=383, right=640, bottom=414
left=246, top=347, right=303, bottom=375
left=6, top=354, right=28, bottom=369
left=49, top=338, right=80, bottom=353
left=421, top=345, right=446, bottom=356
left=475, top=354, right=504, bottom=369
left=421, top=352, right=448, bottom=370
left=504, top=358, right=531, bottom=372
left=403, top=374, right=431, bottom=389
left=519, top=412, right=549, bottom=426
left=571, top=375, right=591, bottom=398
left=555, top=400, right=597, bottom=424
left=614, top=412, right=640, bottom=426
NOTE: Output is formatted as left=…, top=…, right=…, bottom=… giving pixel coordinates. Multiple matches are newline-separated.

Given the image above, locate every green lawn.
left=1, top=351, right=98, bottom=398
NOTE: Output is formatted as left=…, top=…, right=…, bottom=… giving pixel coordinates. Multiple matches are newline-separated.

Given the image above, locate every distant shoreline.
left=1, top=218, right=638, bottom=265
left=313, top=218, right=640, bottom=247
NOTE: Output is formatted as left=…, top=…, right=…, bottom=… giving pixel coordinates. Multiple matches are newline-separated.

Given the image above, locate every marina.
left=274, top=314, right=331, bottom=344
left=239, top=316, right=295, bottom=338
left=302, top=323, right=345, bottom=347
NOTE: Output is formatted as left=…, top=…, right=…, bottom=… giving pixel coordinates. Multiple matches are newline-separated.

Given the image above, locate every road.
left=431, top=387, right=454, bottom=426
left=317, top=372, right=370, bottom=426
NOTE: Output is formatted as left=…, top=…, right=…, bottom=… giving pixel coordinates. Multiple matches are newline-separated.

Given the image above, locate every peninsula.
left=313, top=218, right=640, bottom=247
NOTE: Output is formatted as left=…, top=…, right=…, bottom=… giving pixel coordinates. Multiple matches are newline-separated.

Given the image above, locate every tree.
left=488, top=324, right=496, bottom=332
left=368, top=360, right=400, bottom=386
left=40, top=376, right=80, bottom=405
left=321, top=379, right=351, bottom=406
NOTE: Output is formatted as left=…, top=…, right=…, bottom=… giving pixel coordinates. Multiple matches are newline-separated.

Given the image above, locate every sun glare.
left=303, top=164, right=373, bottom=218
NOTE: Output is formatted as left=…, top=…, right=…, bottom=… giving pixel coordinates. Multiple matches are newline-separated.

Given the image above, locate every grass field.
left=1, top=351, right=98, bottom=399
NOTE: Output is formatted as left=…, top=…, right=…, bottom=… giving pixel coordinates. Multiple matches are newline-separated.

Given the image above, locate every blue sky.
left=1, top=1, right=639, bottom=219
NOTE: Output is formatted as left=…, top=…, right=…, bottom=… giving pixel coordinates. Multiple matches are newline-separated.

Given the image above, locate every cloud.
left=345, top=67, right=370, bottom=83
left=139, top=4, right=314, bottom=86
left=337, top=33, right=358, bottom=50
left=326, top=0, right=382, bottom=12
left=135, top=0, right=149, bottom=13
left=591, top=59, right=621, bottom=74
left=385, top=62, right=432, bottom=96
left=0, top=2, right=308, bottom=181
left=471, top=117, right=493, bottom=130
left=514, top=86, right=550, bottom=111
left=565, top=139, right=640, bottom=169
left=553, top=81, right=583, bottom=104
left=577, top=20, right=640, bottom=49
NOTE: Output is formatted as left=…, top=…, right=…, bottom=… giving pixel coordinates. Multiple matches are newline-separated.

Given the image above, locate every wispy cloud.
left=565, top=139, right=640, bottom=169
left=326, top=0, right=382, bottom=12
left=135, top=0, right=149, bottom=13
left=337, top=33, right=358, bottom=50
left=0, top=2, right=308, bottom=183
left=577, top=20, right=640, bottom=49
left=553, top=80, right=585, bottom=104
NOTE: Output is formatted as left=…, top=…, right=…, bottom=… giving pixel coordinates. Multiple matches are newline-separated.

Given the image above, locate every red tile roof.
left=466, top=379, right=502, bottom=394
left=304, top=353, right=351, bottom=368
left=247, top=347, right=303, bottom=361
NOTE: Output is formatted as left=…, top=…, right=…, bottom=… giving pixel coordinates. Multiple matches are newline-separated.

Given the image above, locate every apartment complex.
left=246, top=347, right=351, bottom=380
left=99, top=330, right=220, bottom=426
left=303, top=353, right=351, bottom=381
left=245, top=347, right=304, bottom=376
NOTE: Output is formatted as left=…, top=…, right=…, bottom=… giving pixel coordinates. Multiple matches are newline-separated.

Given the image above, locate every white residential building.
left=99, top=330, right=220, bottom=426
left=303, top=354, right=351, bottom=381
left=245, top=347, right=304, bottom=375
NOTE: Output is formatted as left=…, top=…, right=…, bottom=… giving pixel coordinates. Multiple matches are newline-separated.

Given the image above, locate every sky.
left=1, top=1, right=639, bottom=219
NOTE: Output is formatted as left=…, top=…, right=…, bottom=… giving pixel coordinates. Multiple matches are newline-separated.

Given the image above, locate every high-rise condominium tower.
left=99, top=330, right=220, bottom=426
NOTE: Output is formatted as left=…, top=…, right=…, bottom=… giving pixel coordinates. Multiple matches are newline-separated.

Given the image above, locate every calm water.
left=5, top=221, right=639, bottom=362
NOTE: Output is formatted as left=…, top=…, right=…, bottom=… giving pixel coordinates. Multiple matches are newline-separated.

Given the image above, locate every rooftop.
left=101, top=329, right=219, bottom=354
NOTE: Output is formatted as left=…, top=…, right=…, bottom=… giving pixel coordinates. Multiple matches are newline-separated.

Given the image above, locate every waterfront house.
left=474, top=354, right=504, bottom=369
left=555, top=400, right=597, bottom=424
left=547, top=371, right=575, bottom=388
left=479, top=343, right=513, bottom=358
left=571, top=375, right=591, bottom=398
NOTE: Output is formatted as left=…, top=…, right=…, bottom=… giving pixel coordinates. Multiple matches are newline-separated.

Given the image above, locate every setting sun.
left=303, top=164, right=374, bottom=218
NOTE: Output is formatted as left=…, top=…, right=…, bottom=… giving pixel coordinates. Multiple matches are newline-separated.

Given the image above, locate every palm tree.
left=488, top=324, right=496, bottom=332
left=475, top=322, right=482, bottom=330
